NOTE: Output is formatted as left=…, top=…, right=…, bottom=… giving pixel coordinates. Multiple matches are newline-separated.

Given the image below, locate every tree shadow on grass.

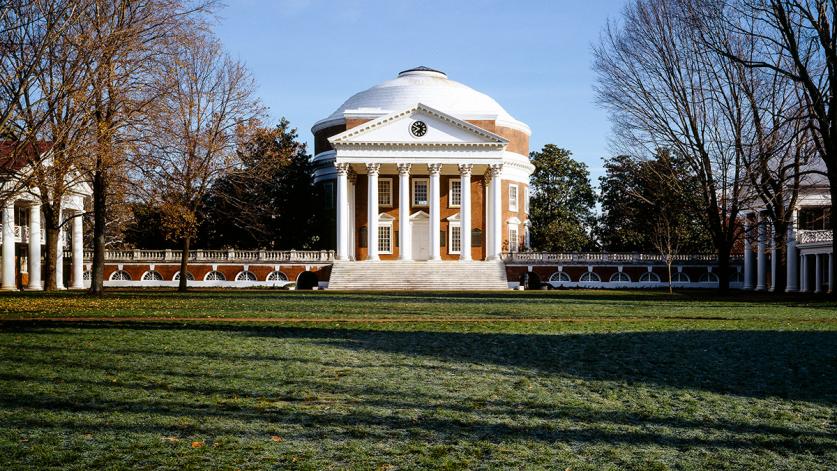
left=2, top=321, right=836, bottom=404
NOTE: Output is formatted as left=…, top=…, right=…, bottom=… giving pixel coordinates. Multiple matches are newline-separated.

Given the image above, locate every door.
left=411, top=219, right=429, bottom=261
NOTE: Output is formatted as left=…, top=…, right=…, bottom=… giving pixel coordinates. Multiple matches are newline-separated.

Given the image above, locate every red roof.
left=0, top=141, right=52, bottom=172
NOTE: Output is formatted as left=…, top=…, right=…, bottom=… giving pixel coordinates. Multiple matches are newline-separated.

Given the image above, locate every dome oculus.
left=410, top=120, right=427, bottom=137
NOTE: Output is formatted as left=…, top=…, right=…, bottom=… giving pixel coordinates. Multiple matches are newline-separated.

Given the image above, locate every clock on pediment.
left=410, top=120, right=428, bottom=137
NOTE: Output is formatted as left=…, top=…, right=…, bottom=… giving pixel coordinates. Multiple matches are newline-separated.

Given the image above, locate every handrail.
left=77, top=249, right=335, bottom=263
left=501, top=252, right=743, bottom=264
left=797, top=230, right=833, bottom=245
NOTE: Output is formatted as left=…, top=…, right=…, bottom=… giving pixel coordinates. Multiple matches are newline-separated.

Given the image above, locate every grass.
left=0, top=289, right=835, bottom=469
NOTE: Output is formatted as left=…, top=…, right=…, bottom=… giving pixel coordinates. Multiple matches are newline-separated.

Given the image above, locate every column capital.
left=458, top=164, right=473, bottom=176
left=334, top=162, right=351, bottom=175
left=366, top=163, right=381, bottom=175
left=397, top=163, right=412, bottom=175
left=489, top=163, right=503, bottom=177
left=427, top=163, right=442, bottom=175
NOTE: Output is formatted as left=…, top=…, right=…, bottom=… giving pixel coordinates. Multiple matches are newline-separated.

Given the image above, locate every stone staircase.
left=327, top=260, right=509, bottom=291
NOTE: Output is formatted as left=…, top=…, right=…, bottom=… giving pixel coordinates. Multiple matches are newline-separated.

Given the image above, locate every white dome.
left=314, top=67, right=529, bottom=134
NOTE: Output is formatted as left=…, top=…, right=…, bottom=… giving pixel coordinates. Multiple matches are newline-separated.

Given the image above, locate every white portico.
left=329, top=103, right=521, bottom=262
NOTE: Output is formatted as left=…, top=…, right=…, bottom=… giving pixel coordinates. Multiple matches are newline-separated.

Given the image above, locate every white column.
left=484, top=171, right=494, bottom=260
left=348, top=171, right=357, bottom=260
left=1, top=203, right=15, bottom=290
left=756, top=219, right=767, bottom=291
left=335, top=163, right=350, bottom=261
left=428, top=163, right=442, bottom=261
left=769, top=225, right=777, bottom=291
left=366, top=163, right=380, bottom=261
left=27, top=204, right=42, bottom=290
left=800, top=253, right=808, bottom=292
left=459, top=164, right=472, bottom=261
left=813, top=254, right=822, bottom=293
left=743, top=219, right=753, bottom=290
left=55, top=209, right=64, bottom=289
left=71, top=211, right=84, bottom=289
left=786, top=212, right=798, bottom=292
left=490, top=164, right=503, bottom=260
left=398, top=164, right=412, bottom=261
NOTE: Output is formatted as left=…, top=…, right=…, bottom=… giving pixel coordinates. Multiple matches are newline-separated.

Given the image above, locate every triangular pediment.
left=329, top=103, right=508, bottom=148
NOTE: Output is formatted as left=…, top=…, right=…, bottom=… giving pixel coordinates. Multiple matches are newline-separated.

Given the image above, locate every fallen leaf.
left=162, top=436, right=179, bottom=442
left=271, top=435, right=283, bottom=443
left=191, top=441, right=204, bottom=448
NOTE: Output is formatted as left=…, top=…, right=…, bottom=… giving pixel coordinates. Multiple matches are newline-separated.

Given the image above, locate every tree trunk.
left=830, top=175, right=837, bottom=298
left=772, top=224, right=788, bottom=293
left=178, top=237, right=190, bottom=293
left=43, top=225, right=60, bottom=291
left=89, top=167, right=107, bottom=295
left=717, top=243, right=730, bottom=294
left=667, top=260, right=673, bottom=294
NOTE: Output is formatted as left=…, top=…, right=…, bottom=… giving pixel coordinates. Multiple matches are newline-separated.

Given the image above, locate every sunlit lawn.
left=0, top=290, right=835, bottom=469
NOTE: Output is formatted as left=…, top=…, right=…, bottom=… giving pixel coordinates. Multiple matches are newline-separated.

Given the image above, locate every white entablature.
left=328, top=103, right=509, bottom=164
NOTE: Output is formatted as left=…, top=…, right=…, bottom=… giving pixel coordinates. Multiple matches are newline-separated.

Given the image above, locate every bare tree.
left=651, top=214, right=683, bottom=294
left=132, top=33, right=263, bottom=292
left=712, top=1, right=837, bottom=292
left=79, top=0, right=216, bottom=295
left=594, top=0, right=748, bottom=292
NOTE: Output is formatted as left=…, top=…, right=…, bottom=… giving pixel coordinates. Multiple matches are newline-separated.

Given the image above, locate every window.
left=323, top=181, right=335, bottom=210
left=412, top=178, right=429, bottom=206
left=378, top=224, right=392, bottom=254
left=109, top=270, right=131, bottom=281
left=235, top=271, right=257, bottom=281
left=82, top=271, right=91, bottom=281
left=449, top=178, right=462, bottom=207
left=508, top=225, right=519, bottom=252
left=639, top=272, right=661, bottom=283
left=173, top=271, right=195, bottom=281
left=204, top=271, right=226, bottom=281
left=267, top=271, right=288, bottom=282
left=579, top=271, right=601, bottom=282
left=449, top=223, right=461, bottom=254
left=472, top=228, right=483, bottom=247
left=141, top=270, right=163, bottom=281
left=509, top=184, right=519, bottom=212
left=378, top=178, right=393, bottom=207
left=359, top=227, right=368, bottom=248
left=798, top=206, right=831, bottom=230
left=549, top=272, right=571, bottom=282
left=609, top=272, right=631, bottom=283
left=672, top=272, right=690, bottom=283
left=524, top=187, right=529, bottom=214
left=698, top=272, right=719, bottom=283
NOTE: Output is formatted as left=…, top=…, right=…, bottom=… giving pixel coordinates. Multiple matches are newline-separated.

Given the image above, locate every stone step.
left=327, top=260, right=509, bottom=291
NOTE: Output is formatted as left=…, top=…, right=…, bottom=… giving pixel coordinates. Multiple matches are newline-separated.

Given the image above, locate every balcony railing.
left=501, top=252, right=741, bottom=264
left=0, top=224, right=57, bottom=244
left=76, top=249, right=335, bottom=263
left=796, top=229, right=833, bottom=245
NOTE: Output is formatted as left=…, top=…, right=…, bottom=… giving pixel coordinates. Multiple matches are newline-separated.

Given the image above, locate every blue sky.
left=214, top=0, right=627, bottom=182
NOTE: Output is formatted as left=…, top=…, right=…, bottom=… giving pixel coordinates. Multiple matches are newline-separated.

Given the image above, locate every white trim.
left=412, top=178, right=429, bottom=207
left=509, top=184, right=519, bottom=212
left=448, top=178, right=462, bottom=208
left=378, top=219, right=394, bottom=254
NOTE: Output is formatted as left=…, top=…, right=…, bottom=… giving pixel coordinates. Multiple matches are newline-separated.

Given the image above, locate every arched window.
left=141, top=270, right=163, bottom=281
left=204, top=271, right=226, bottom=281
left=672, top=272, right=691, bottom=283
left=235, top=271, right=257, bottom=281
left=266, top=271, right=288, bottom=282
left=549, top=271, right=571, bottom=283
left=109, top=270, right=131, bottom=281
left=609, top=272, right=631, bottom=283
left=639, top=272, right=661, bottom=283
left=699, top=272, right=719, bottom=283
left=173, top=271, right=195, bottom=281
left=579, top=271, right=601, bottom=282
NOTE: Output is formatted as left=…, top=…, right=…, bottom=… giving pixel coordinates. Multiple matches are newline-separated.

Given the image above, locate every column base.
left=1, top=286, right=18, bottom=291
left=24, top=286, right=43, bottom=291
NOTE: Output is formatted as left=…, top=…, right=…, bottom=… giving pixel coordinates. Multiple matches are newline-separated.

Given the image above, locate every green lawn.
left=0, top=290, right=835, bottom=470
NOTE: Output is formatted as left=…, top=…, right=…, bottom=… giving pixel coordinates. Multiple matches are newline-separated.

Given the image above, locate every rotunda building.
left=313, top=67, right=533, bottom=265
